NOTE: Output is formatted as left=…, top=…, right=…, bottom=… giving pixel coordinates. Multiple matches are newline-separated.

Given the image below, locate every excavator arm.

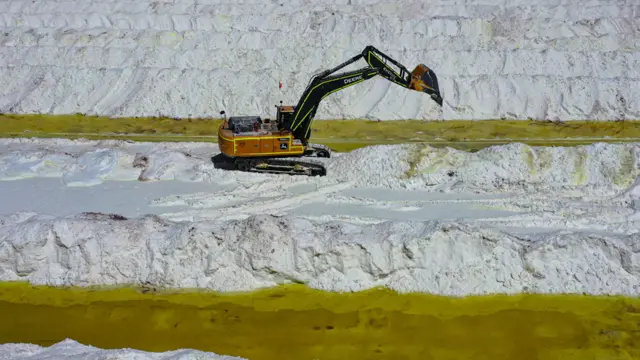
left=279, top=45, right=443, bottom=143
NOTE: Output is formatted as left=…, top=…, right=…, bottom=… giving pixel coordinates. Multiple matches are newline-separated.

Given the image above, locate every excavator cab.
left=275, top=103, right=297, bottom=132
left=409, top=64, right=443, bottom=106
left=276, top=104, right=295, bottom=127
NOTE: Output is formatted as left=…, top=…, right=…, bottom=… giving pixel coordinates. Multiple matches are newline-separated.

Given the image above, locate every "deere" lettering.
left=344, top=75, right=363, bottom=84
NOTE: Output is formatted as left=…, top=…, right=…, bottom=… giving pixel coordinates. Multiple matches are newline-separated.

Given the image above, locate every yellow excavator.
left=215, top=45, right=443, bottom=176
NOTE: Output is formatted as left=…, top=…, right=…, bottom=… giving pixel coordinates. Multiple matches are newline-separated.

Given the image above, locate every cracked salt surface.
left=0, top=138, right=638, bottom=296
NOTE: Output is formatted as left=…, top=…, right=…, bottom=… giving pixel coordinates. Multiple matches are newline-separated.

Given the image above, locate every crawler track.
left=237, top=157, right=327, bottom=176
left=215, top=144, right=331, bottom=177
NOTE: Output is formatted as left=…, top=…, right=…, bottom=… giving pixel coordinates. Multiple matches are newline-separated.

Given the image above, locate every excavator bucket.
left=409, top=64, right=443, bottom=106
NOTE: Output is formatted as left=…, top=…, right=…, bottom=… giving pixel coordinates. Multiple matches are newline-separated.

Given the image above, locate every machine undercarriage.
left=217, top=142, right=331, bottom=177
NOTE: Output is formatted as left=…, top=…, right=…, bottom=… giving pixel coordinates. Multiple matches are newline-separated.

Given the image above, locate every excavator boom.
left=281, top=45, right=443, bottom=143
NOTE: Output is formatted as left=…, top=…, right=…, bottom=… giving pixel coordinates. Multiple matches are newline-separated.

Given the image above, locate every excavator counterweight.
left=215, top=45, right=443, bottom=176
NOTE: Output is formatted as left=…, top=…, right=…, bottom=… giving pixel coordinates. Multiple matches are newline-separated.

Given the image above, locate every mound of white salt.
left=328, top=142, right=640, bottom=195
left=62, top=148, right=141, bottom=186
left=0, top=138, right=638, bottom=204
left=1, top=0, right=638, bottom=120
left=1, top=212, right=638, bottom=296
left=0, top=149, right=76, bottom=180
left=325, top=144, right=414, bottom=188
left=0, top=339, right=245, bottom=360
